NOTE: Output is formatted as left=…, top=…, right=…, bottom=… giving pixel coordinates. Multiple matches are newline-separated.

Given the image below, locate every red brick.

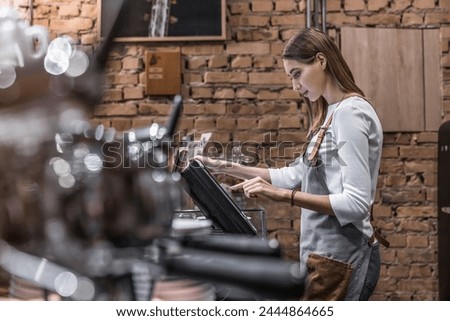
left=138, top=103, right=171, bottom=115
left=216, top=117, right=236, bottom=131
left=399, top=146, right=437, bottom=159
left=381, top=146, right=399, bottom=158
left=187, top=57, right=207, bottom=69
left=344, top=0, right=365, bottom=11
left=368, top=0, right=389, bottom=11
left=386, top=235, right=407, bottom=247
left=413, top=0, right=435, bottom=9
left=59, top=4, right=79, bottom=16
left=396, top=206, right=437, bottom=218
left=229, top=15, right=270, bottom=27
left=372, top=204, right=392, bottom=218
left=248, top=72, right=290, bottom=85
left=94, top=103, right=138, bottom=116
left=179, top=103, right=203, bottom=115
left=274, top=0, right=298, bottom=12
left=391, top=0, right=412, bottom=10
left=327, top=0, right=342, bottom=11
left=203, top=103, right=227, bottom=115
left=258, top=116, right=279, bottom=130
left=257, top=90, right=280, bottom=100
left=425, top=12, right=450, bottom=24
left=271, top=14, right=306, bottom=26
left=191, top=87, right=214, bottom=99
left=387, top=265, right=410, bottom=278
left=252, top=0, right=273, bottom=12
left=230, top=1, right=250, bottom=14
left=237, top=117, right=258, bottom=129
left=253, top=56, right=275, bottom=68
left=236, top=88, right=256, bottom=99
left=231, top=56, right=252, bottom=68
left=204, top=72, right=248, bottom=84
left=103, top=89, right=122, bottom=102
left=49, top=17, right=93, bottom=32
left=379, top=160, right=404, bottom=173
left=131, top=117, right=154, bottom=128
left=402, top=12, right=424, bottom=25
left=326, top=13, right=358, bottom=25
left=404, top=161, right=436, bottom=174
left=183, top=73, right=202, bottom=84
left=108, top=73, right=139, bottom=86
left=398, top=279, right=437, bottom=292
left=226, top=42, right=271, bottom=55
left=236, top=28, right=280, bottom=41
left=214, top=88, right=235, bottom=100
left=399, top=221, right=431, bottom=233
left=359, top=14, right=401, bottom=25
left=80, top=4, right=96, bottom=18
left=384, top=174, right=406, bottom=186
left=381, top=188, right=425, bottom=203
left=279, top=115, right=301, bottom=129
left=208, top=55, right=228, bottom=68
left=406, top=235, right=429, bottom=248
left=111, top=118, right=133, bottom=131
left=195, top=118, right=215, bottom=131
left=123, top=57, right=142, bottom=70
left=123, top=87, right=144, bottom=100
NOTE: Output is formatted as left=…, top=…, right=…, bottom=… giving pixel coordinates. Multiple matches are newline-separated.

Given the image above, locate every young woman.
left=197, top=28, right=385, bottom=300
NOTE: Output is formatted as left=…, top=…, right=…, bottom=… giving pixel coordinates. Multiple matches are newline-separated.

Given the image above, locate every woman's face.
left=283, top=56, right=327, bottom=102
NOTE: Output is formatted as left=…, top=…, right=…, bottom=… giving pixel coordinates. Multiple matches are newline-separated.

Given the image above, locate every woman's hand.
left=231, top=176, right=289, bottom=202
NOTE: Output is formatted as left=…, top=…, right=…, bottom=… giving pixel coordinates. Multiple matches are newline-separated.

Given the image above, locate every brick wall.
left=9, top=0, right=450, bottom=300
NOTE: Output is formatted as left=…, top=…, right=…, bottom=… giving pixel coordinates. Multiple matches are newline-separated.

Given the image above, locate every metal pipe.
left=306, top=0, right=311, bottom=29
left=29, top=0, right=33, bottom=25
left=314, top=0, right=319, bottom=28
left=321, top=0, right=327, bottom=33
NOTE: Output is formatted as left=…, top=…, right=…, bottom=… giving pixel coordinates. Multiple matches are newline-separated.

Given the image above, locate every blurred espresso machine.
left=0, top=1, right=304, bottom=301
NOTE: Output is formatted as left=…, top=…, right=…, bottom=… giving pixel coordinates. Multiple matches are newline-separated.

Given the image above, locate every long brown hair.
left=282, top=28, right=364, bottom=137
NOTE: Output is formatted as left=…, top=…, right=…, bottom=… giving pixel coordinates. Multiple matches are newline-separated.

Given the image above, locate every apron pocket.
left=303, top=253, right=354, bottom=301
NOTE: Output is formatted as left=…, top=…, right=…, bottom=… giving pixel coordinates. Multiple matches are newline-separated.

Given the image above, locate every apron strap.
left=369, top=205, right=390, bottom=248
left=369, top=228, right=390, bottom=248
left=307, top=111, right=334, bottom=163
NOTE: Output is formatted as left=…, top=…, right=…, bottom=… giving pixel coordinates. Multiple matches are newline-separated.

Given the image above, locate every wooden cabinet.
left=341, top=27, right=441, bottom=132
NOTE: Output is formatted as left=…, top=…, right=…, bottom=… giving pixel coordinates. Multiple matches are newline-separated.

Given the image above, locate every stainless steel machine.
left=0, top=1, right=305, bottom=301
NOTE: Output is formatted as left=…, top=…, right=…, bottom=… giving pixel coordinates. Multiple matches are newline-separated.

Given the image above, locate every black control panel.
left=438, top=121, right=450, bottom=300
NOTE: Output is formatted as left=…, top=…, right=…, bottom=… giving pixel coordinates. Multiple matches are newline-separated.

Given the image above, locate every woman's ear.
left=316, top=53, right=327, bottom=70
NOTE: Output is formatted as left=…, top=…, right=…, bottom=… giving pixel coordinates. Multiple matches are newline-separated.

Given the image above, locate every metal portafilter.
left=156, top=235, right=305, bottom=301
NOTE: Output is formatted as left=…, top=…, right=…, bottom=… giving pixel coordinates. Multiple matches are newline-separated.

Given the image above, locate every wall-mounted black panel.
left=98, top=0, right=226, bottom=42
left=438, top=121, right=450, bottom=300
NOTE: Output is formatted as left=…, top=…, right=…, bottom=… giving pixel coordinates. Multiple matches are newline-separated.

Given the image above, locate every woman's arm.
left=232, top=176, right=336, bottom=216
left=195, top=156, right=272, bottom=182
left=291, top=191, right=334, bottom=215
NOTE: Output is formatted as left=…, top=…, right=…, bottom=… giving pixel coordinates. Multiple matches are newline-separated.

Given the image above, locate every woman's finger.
left=230, top=180, right=246, bottom=190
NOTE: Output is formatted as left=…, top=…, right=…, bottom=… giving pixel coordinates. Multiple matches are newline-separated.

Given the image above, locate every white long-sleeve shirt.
left=268, top=96, right=383, bottom=237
